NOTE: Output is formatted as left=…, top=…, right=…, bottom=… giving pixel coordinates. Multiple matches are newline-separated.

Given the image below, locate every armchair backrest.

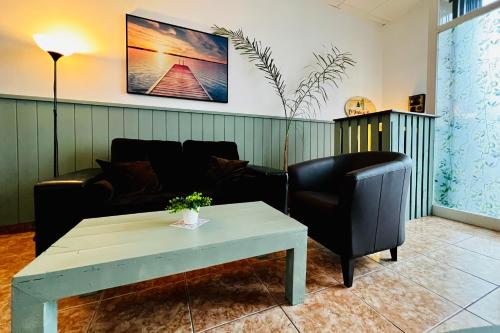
left=288, top=157, right=336, bottom=192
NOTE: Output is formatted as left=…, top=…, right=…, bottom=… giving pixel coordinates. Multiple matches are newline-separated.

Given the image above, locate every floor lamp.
left=33, top=33, right=74, bottom=177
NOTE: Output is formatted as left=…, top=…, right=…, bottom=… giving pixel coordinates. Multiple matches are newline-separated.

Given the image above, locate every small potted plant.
left=166, top=192, right=212, bottom=225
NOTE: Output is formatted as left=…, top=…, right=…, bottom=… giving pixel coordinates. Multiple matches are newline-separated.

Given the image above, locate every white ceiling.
left=329, top=0, right=423, bottom=25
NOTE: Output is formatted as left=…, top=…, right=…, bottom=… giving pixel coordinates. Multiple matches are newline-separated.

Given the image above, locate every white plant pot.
left=182, top=209, right=199, bottom=225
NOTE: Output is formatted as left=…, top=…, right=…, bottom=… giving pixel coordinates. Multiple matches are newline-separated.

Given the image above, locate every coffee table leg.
left=285, top=238, right=307, bottom=305
left=11, top=285, right=57, bottom=333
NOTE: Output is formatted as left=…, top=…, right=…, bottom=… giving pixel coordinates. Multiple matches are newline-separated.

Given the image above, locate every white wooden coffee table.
left=11, top=201, right=307, bottom=333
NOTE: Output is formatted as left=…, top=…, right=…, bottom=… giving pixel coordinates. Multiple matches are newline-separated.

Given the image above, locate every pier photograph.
left=126, top=14, right=228, bottom=102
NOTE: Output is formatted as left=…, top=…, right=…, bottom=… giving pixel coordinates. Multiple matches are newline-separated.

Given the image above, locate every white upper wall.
left=381, top=0, right=430, bottom=111
left=0, top=0, right=385, bottom=121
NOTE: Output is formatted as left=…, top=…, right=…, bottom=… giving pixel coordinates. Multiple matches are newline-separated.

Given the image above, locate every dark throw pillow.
left=96, top=159, right=161, bottom=196
left=205, top=156, right=249, bottom=186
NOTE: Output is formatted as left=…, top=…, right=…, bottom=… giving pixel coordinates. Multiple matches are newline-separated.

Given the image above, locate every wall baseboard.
left=0, top=222, right=35, bottom=235
left=432, top=205, right=500, bottom=231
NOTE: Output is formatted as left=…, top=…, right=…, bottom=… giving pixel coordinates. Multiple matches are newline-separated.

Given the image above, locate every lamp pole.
left=48, top=51, right=63, bottom=177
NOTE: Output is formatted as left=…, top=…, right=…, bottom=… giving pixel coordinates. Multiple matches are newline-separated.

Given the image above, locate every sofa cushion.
left=290, top=191, right=340, bottom=222
left=111, top=138, right=183, bottom=191
left=205, top=156, right=249, bottom=186
left=182, top=140, right=240, bottom=187
left=96, top=159, right=161, bottom=196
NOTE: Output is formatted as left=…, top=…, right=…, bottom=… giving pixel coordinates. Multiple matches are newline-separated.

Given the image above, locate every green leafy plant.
left=213, top=26, right=355, bottom=170
left=166, top=192, right=212, bottom=213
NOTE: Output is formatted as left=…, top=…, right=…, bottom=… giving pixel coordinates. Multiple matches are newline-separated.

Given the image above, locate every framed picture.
left=126, top=14, right=228, bottom=103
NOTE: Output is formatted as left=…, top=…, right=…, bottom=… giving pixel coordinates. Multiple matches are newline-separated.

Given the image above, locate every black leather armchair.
left=288, top=152, right=411, bottom=287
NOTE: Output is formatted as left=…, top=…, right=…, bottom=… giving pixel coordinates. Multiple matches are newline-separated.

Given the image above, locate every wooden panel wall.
left=333, top=111, right=436, bottom=221
left=0, top=97, right=335, bottom=226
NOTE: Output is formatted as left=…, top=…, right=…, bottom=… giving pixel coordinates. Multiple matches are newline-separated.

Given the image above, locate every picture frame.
left=126, top=14, right=228, bottom=103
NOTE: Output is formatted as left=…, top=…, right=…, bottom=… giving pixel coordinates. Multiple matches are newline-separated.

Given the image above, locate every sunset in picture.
left=126, top=15, right=228, bottom=102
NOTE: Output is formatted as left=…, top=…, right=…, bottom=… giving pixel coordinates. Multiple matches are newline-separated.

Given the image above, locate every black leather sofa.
left=288, top=151, right=411, bottom=287
left=34, top=138, right=288, bottom=255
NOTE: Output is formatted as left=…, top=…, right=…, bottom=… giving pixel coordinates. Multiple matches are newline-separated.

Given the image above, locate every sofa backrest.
left=110, top=138, right=241, bottom=191
left=111, top=138, right=183, bottom=191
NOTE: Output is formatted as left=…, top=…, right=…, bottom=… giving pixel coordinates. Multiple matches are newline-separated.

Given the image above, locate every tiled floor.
left=1, top=217, right=499, bottom=332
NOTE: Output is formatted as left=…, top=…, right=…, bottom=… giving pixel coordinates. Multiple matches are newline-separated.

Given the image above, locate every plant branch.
left=213, top=25, right=290, bottom=118
left=291, top=47, right=355, bottom=120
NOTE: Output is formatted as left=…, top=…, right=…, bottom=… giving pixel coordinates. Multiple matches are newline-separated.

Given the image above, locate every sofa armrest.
left=34, top=168, right=106, bottom=255
left=244, top=165, right=289, bottom=213
left=36, top=168, right=104, bottom=188
left=246, top=165, right=285, bottom=176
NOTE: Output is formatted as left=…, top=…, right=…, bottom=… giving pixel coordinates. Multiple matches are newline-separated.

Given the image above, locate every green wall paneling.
left=191, top=113, right=203, bottom=141
left=224, top=116, right=235, bottom=142
left=123, top=108, right=139, bottom=139
left=0, top=96, right=334, bottom=226
left=214, top=115, right=224, bottom=141
left=0, top=99, right=18, bottom=226
left=16, top=100, right=38, bottom=223
left=152, top=110, right=166, bottom=140
left=166, top=111, right=179, bottom=141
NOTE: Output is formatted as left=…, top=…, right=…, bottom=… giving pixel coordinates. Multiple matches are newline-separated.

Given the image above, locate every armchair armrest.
left=341, top=158, right=411, bottom=257
left=244, top=165, right=289, bottom=213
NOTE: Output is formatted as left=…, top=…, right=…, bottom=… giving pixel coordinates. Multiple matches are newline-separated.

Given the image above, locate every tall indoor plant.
left=213, top=26, right=355, bottom=170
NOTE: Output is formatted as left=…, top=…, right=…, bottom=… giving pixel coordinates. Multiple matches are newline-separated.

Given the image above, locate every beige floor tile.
left=427, top=217, right=500, bottom=240
left=369, top=233, right=449, bottom=265
left=188, top=267, right=275, bottom=332
left=351, top=269, right=460, bottom=333
left=407, top=218, right=474, bottom=244
left=307, top=237, right=327, bottom=251
left=206, top=307, right=297, bottom=333
left=59, top=302, right=99, bottom=333
left=468, top=288, right=500, bottom=325
left=0, top=298, right=10, bottom=329
left=102, top=273, right=185, bottom=299
left=426, top=245, right=500, bottom=285
left=253, top=248, right=382, bottom=303
left=252, top=255, right=339, bottom=304
left=59, top=291, right=103, bottom=310
left=428, top=310, right=491, bottom=333
left=247, top=251, right=287, bottom=264
left=308, top=248, right=383, bottom=284
left=186, top=259, right=250, bottom=279
left=391, top=256, right=496, bottom=307
left=88, top=281, right=191, bottom=332
left=282, top=285, right=401, bottom=333
left=456, top=237, right=500, bottom=260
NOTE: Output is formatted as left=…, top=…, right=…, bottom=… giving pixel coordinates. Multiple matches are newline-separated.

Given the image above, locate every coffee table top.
left=16, top=201, right=306, bottom=279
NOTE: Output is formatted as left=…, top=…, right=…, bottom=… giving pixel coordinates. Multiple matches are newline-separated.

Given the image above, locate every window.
left=439, top=0, right=498, bottom=24
left=434, top=7, right=500, bottom=218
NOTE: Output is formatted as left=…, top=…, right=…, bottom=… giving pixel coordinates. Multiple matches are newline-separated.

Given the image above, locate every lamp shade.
left=33, top=32, right=83, bottom=56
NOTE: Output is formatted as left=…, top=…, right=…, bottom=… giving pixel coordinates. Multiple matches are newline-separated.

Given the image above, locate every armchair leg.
left=341, top=257, right=354, bottom=288
left=390, top=247, right=398, bottom=261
